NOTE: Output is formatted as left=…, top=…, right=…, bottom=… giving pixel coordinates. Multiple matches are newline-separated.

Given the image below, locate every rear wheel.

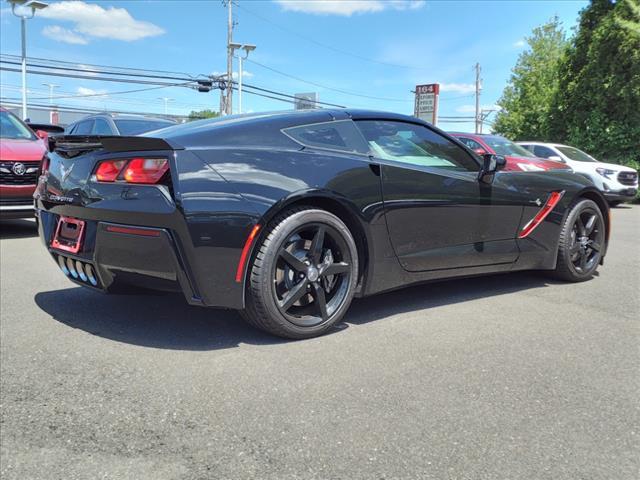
left=242, top=208, right=358, bottom=339
left=553, top=199, right=605, bottom=282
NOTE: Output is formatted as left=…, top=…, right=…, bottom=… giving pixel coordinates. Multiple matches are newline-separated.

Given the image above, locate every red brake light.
left=123, top=158, right=169, bottom=184
left=96, top=159, right=127, bottom=182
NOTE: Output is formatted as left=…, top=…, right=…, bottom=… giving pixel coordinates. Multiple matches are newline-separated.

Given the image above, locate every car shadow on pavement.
left=345, top=271, right=564, bottom=326
left=34, top=271, right=564, bottom=351
left=0, top=219, right=38, bottom=239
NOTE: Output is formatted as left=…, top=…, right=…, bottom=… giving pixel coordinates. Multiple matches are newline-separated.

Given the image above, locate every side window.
left=533, top=145, right=556, bottom=158
left=74, top=120, right=94, bottom=135
left=356, top=120, right=479, bottom=171
left=92, top=118, right=113, bottom=135
left=457, top=137, right=484, bottom=151
left=283, top=120, right=369, bottom=154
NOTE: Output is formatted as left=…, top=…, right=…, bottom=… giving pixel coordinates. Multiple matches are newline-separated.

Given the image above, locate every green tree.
left=493, top=17, right=567, bottom=140
left=550, top=0, right=640, bottom=167
left=188, top=109, right=219, bottom=121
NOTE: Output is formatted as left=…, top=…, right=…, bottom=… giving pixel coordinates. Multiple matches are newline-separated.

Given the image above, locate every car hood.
left=504, top=155, right=570, bottom=172
left=0, top=138, right=46, bottom=161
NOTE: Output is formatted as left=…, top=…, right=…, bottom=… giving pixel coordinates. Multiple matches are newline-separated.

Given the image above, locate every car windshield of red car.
left=483, top=135, right=535, bottom=158
left=0, top=110, right=36, bottom=140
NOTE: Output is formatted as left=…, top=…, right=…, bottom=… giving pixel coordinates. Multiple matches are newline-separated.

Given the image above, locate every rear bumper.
left=38, top=209, right=204, bottom=306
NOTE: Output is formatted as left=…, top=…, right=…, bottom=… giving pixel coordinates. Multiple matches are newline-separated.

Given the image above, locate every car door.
left=355, top=120, right=525, bottom=272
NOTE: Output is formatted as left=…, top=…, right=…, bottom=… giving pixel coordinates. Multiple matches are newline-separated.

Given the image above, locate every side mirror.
left=35, top=129, right=49, bottom=140
left=473, top=147, right=487, bottom=156
left=479, top=154, right=506, bottom=184
left=548, top=155, right=563, bottom=162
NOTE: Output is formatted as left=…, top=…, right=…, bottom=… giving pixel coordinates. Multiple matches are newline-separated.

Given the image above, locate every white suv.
left=517, top=142, right=638, bottom=206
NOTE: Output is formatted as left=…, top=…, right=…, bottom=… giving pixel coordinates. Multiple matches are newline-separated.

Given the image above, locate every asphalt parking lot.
left=1, top=206, right=638, bottom=480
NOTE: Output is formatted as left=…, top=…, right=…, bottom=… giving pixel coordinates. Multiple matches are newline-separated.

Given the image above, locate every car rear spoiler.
left=49, top=135, right=177, bottom=156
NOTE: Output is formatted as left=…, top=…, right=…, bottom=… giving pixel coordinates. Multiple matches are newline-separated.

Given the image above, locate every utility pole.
left=474, top=62, right=481, bottom=134
left=224, top=0, right=234, bottom=116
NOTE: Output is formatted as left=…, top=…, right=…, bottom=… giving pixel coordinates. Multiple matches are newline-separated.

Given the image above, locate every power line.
left=0, top=53, right=203, bottom=79
left=1, top=57, right=347, bottom=108
left=246, top=58, right=410, bottom=102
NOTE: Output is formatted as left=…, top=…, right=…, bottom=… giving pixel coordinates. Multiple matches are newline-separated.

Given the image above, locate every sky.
left=0, top=0, right=588, bottom=132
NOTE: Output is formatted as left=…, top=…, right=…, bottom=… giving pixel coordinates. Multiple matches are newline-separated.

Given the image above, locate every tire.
left=242, top=207, right=358, bottom=339
left=608, top=201, right=622, bottom=208
left=552, top=198, right=605, bottom=282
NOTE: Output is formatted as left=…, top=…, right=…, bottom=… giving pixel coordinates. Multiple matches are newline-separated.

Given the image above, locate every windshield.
left=0, top=110, right=36, bottom=140
left=114, top=119, right=175, bottom=135
left=557, top=145, right=598, bottom=162
left=483, top=135, right=535, bottom=157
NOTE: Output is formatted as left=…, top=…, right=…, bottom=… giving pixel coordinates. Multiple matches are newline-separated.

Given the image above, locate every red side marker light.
left=235, top=224, right=261, bottom=283
left=519, top=191, right=565, bottom=239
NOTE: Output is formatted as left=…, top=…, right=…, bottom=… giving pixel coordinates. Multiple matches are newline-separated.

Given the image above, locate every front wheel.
left=242, top=208, right=358, bottom=339
left=552, top=199, right=605, bottom=282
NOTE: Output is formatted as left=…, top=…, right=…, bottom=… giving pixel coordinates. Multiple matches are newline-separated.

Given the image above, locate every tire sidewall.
left=559, top=199, right=604, bottom=280
left=252, top=209, right=358, bottom=337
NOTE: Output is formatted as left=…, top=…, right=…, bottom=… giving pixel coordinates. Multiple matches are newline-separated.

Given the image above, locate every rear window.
left=114, top=119, right=175, bottom=135
left=283, top=120, right=369, bottom=154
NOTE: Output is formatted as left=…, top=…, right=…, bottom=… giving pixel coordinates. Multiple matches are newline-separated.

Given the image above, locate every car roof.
left=517, top=141, right=569, bottom=148
left=70, top=113, right=177, bottom=124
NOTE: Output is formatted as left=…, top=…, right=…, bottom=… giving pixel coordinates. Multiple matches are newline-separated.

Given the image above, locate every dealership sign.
left=414, top=83, right=440, bottom=125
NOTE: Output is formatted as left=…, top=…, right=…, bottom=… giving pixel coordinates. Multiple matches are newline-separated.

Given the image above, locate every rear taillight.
left=96, top=159, right=127, bottom=182
left=123, top=158, right=169, bottom=184
left=93, top=157, right=169, bottom=184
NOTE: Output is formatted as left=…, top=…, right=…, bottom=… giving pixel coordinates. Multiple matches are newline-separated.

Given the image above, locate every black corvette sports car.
left=35, top=109, right=609, bottom=339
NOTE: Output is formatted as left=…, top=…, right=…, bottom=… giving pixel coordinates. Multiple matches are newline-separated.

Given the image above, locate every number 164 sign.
left=414, top=83, right=440, bottom=125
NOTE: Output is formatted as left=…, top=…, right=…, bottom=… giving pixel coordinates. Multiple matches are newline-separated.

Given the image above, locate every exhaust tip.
left=66, top=257, right=78, bottom=278
left=75, top=260, right=87, bottom=282
left=57, top=255, right=69, bottom=276
left=85, top=264, right=98, bottom=286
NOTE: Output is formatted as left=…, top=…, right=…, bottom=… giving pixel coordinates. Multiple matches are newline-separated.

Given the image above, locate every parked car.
left=36, top=109, right=609, bottom=339
left=517, top=142, right=638, bottom=206
left=65, top=113, right=177, bottom=136
left=0, top=107, right=47, bottom=219
left=451, top=133, right=570, bottom=172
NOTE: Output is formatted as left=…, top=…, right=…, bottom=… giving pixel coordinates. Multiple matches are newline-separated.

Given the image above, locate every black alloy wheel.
left=568, top=208, right=603, bottom=274
left=553, top=199, right=605, bottom=282
left=242, top=208, right=358, bottom=339
left=273, top=223, right=352, bottom=327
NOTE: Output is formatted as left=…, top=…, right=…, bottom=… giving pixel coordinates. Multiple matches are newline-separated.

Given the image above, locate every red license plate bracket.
left=51, top=216, right=85, bottom=254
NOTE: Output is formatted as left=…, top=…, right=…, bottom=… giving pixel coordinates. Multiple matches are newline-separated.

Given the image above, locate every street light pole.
left=42, top=83, right=59, bottom=104
left=230, top=43, right=256, bottom=115
left=158, top=97, right=174, bottom=115
left=9, top=0, right=49, bottom=120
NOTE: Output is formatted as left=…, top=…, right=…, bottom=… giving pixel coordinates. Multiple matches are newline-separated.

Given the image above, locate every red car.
left=451, top=133, right=569, bottom=172
left=0, top=107, right=48, bottom=219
